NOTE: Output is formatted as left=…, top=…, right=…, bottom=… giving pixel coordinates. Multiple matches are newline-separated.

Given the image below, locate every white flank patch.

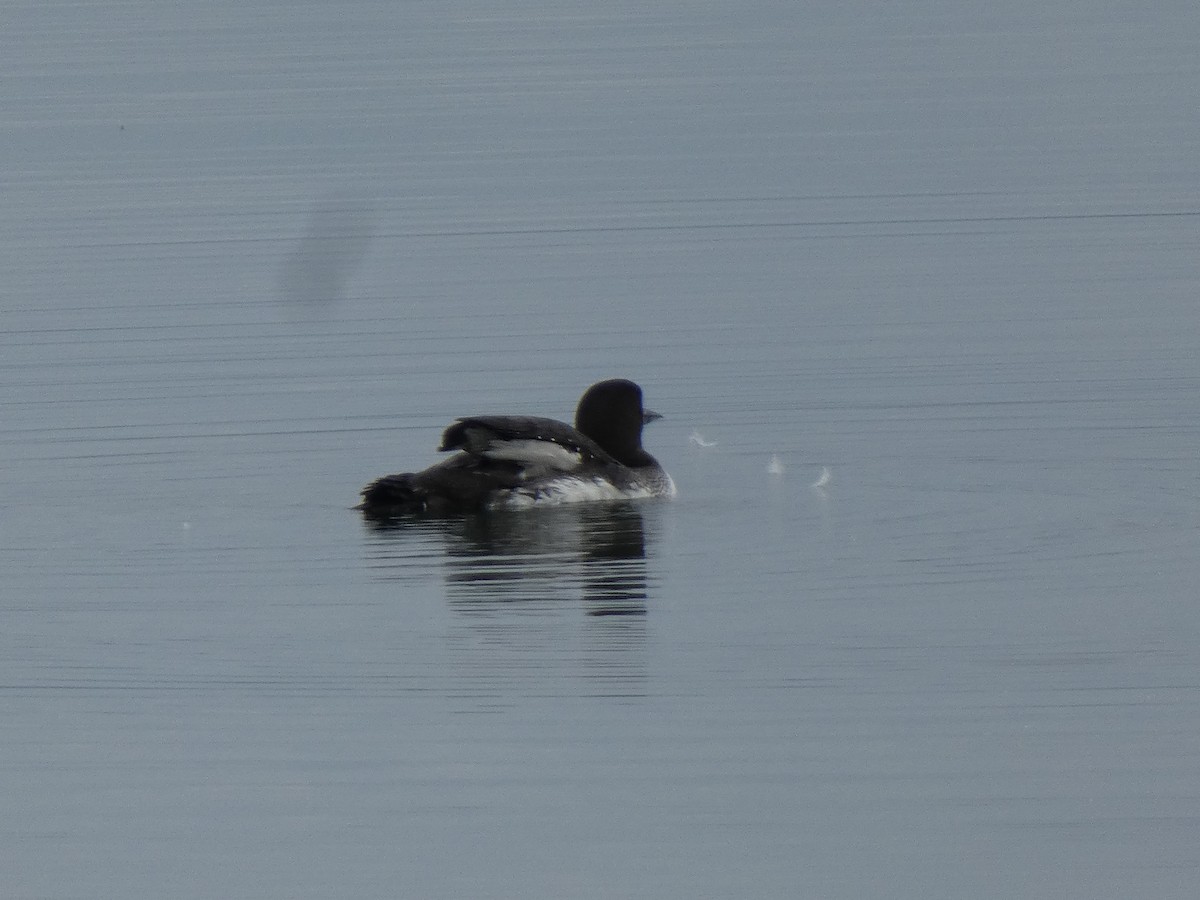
left=496, top=476, right=656, bottom=509
left=482, top=439, right=582, bottom=472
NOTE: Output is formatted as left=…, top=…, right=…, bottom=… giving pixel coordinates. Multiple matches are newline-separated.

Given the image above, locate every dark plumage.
left=358, top=379, right=674, bottom=517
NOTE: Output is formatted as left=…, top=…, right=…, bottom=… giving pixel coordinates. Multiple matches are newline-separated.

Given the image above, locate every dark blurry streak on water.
left=278, top=194, right=378, bottom=305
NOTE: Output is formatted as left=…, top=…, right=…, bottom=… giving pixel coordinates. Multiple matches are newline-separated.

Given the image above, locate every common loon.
left=358, top=378, right=676, bottom=517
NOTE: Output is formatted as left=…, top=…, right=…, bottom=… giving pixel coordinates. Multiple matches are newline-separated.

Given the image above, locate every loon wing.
left=439, top=415, right=617, bottom=474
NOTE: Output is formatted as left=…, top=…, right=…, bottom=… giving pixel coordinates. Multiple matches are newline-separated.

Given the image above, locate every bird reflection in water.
left=364, top=504, right=660, bottom=697
left=363, top=502, right=654, bottom=617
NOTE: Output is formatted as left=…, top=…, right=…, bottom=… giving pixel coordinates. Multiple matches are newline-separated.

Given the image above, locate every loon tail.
left=357, top=473, right=426, bottom=516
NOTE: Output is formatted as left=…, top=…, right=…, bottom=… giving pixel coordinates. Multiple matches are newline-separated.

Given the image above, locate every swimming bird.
left=358, top=379, right=675, bottom=517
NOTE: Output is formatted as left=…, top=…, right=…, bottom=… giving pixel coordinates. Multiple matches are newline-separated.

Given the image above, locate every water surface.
left=3, top=2, right=1199, bottom=897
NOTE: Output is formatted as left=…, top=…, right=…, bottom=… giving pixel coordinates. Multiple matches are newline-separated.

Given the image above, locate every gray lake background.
left=3, top=2, right=1199, bottom=897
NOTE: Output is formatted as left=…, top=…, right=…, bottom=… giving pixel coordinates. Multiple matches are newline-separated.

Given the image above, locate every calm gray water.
left=4, top=2, right=1199, bottom=897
